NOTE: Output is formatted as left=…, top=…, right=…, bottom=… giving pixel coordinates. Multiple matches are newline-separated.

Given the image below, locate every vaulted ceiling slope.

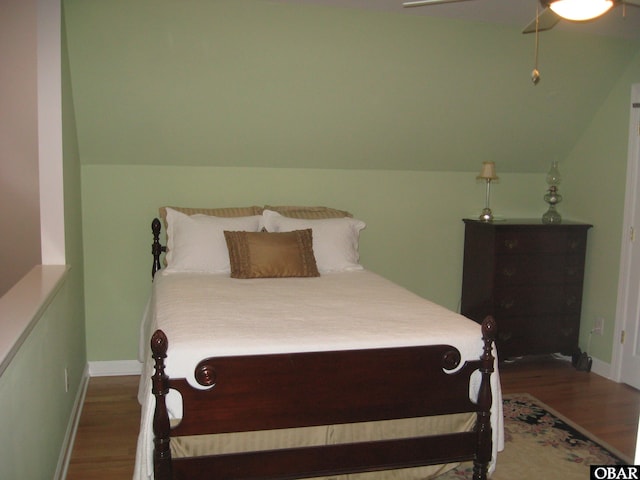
left=271, top=0, right=640, bottom=40
left=63, top=0, right=640, bottom=173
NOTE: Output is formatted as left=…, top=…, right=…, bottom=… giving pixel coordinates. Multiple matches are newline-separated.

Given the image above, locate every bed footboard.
left=151, top=316, right=496, bottom=480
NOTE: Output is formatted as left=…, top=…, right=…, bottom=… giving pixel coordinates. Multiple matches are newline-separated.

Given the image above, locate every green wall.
left=0, top=271, right=84, bottom=480
left=0, top=5, right=87, bottom=479
left=62, top=0, right=87, bottom=375
left=64, top=0, right=640, bottom=365
left=564, top=47, right=640, bottom=362
left=82, top=165, right=542, bottom=360
left=63, top=0, right=637, bottom=173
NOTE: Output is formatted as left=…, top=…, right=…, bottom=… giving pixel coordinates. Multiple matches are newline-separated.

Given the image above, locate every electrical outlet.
left=593, top=317, right=605, bottom=336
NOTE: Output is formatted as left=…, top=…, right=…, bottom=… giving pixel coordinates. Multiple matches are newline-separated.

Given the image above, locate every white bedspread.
left=134, top=270, right=503, bottom=480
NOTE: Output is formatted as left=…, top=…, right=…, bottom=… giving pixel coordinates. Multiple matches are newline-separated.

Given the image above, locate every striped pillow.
left=263, top=205, right=352, bottom=219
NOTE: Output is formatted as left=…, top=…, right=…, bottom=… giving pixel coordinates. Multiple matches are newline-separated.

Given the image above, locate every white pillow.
left=262, top=209, right=365, bottom=273
left=165, top=207, right=262, bottom=273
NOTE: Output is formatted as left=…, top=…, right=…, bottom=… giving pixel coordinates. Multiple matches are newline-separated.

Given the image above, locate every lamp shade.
left=543, top=0, right=614, bottom=21
left=477, top=161, right=499, bottom=180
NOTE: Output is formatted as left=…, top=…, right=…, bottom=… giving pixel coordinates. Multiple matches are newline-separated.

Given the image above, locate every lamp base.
left=542, top=186, right=562, bottom=224
left=542, top=206, right=562, bottom=224
left=479, top=208, right=494, bottom=222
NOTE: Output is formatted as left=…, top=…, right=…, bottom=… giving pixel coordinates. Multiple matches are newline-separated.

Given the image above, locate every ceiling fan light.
left=546, top=0, right=614, bottom=21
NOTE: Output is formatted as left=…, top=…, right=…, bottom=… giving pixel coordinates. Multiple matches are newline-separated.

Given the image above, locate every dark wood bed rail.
left=152, top=218, right=166, bottom=278
left=151, top=316, right=496, bottom=480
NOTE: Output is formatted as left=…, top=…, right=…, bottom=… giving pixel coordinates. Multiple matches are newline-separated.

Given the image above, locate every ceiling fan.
left=402, top=0, right=640, bottom=34
left=403, top=0, right=640, bottom=84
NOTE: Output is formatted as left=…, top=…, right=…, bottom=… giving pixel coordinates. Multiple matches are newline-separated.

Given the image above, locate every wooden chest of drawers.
left=461, top=219, right=592, bottom=359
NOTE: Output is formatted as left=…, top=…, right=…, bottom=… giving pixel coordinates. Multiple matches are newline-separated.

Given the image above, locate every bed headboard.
left=151, top=218, right=166, bottom=279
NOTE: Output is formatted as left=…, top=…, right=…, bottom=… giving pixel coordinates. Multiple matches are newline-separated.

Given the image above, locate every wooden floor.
left=65, top=356, right=640, bottom=479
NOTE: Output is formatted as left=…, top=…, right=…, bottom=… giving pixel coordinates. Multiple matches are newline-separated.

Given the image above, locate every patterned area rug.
left=437, top=393, right=631, bottom=479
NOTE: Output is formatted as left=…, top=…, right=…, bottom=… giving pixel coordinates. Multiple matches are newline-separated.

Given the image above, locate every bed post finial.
left=152, top=218, right=164, bottom=279
left=151, top=329, right=172, bottom=480
left=473, top=315, right=496, bottom=480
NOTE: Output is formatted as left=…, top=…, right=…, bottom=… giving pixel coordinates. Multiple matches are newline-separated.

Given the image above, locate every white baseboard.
left=55, top=364, right=90, bottom=480
left=589, top=356, right=611, bottom=379
left=88, top=359, right=143, bottom=377
left=552, top=352, right=612, bottom=379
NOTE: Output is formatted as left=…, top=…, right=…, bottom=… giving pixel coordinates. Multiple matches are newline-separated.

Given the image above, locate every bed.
left=134, top=206, right=503, bottom=480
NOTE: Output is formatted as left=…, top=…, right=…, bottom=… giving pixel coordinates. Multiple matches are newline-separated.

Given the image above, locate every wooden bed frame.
left=149, top=217, right=497, bottom=480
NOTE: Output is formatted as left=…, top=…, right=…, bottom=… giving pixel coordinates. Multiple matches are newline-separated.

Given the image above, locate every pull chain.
left=531, top=4, right=541, bottom=85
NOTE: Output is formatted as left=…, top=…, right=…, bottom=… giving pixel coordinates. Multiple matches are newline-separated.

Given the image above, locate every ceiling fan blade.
left=522, top=7, right=561, bottom=34
left=402, top=0, right=476, bottom=7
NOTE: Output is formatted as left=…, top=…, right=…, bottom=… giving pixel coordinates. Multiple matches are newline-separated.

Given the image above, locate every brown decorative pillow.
left=263, top=205, right=352, bottom=219
left=224, top=229, right=320, bottom=279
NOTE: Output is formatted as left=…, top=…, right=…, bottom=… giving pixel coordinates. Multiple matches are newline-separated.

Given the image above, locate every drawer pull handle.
left=500, top=299, right=515, bottom=309
left=568, top=240, right=580, bottom=251
left=561, top=327, right=574, bottom=337
left=504, top=239, right=519, bottom=250
left=502, top=267, right=516, bottom=278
